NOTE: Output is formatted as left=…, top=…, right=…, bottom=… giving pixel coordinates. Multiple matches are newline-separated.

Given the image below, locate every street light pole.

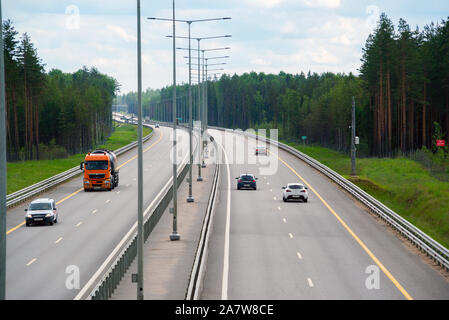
left=136, top=0, right=144, bottom=301
left=170, top=0, right=180, bottom=241
left=196, top=39, right=203, bottom=181
left=148, top=17, right=231, bottom=203
left=0, top=0, right=7, bottom=301
left=186, top=21, right=194, bottom=202
left=351, top=96, right=356, bottom=177
left=201, top=50, right=206, bottom=168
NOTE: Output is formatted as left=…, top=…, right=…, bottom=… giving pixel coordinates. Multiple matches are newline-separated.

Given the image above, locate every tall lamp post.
left=177, top=46, right=230, bottom=178
left=136, top=0, right=144, bottom=300
left=148, top=16, right=230, bottom=202
left=0, top=0, right=7, bottom=301
left=169, top=35, right=230, bottom=174
left=169, top=0, right=180, bottom=241
left=185, top=54, right=229, bottom=135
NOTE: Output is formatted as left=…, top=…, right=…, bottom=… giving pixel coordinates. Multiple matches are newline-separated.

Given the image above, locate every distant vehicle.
left=25, top=198, right=58, bottom=226
left=155, top=123, right=160, bottom=128
left=236, top=174, right=258, bottom=190
left=282, top=183, right=308, bottom=202
left=255, top=146, right=268, bottom=155
left=80, top=149, right=119, bottom=191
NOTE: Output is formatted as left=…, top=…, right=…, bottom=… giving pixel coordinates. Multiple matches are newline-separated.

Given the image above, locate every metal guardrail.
left=186, top=141, right=220, bottom=300
left=75, top=124, right=195, bottom=300
left=6, top=121, right=154, bottom=208
left=209, top=126, right=449, bottom=272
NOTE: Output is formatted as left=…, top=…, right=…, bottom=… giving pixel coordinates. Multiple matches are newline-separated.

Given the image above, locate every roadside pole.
left=169, top=0, right=180, bottom=241
left=136, top=0, right=144, bottom=300
left=186, top=22, right=194, bottom=203
left=0, top=0, right=7, bottom=301
left=351, top=96, right=356, bottom=177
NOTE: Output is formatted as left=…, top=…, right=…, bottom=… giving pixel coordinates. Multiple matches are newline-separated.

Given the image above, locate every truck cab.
left=81, top=150, right=119, bottom=191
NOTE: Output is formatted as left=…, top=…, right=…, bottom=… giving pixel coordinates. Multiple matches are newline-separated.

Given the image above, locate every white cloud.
left=302, top=0, right=341, bottom=9
left=106, top=25, right=136, bottom=43
left=251, top=58, right=272, bottom=66
left=242, top=0, right=284, bottom=9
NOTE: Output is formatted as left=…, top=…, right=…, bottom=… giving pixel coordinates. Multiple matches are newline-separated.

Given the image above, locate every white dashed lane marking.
left=26, top=258, right=37, bottom=266
left=307, top=278, right=314, bottom=287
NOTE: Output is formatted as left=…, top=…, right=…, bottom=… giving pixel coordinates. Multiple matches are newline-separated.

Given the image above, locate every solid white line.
left=92, top=209, right=98, bottom=214
left=307, top=278, right=314, bottom=287
left=55, top=237, right=63, bottom=244
left=297, top=252, right=302, bottom=260
left=76, top=222, right=83, bottom=227
left=217, top=139, right=231, bottom=301
left=289, top=233, right=294, bottom=239
left=26, top=258, right=37, bottom=266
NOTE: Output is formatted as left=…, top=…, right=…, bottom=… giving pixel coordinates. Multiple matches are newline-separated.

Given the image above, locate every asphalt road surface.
left=5, top=125, right=192, bottom=299
left=201, top=129, right=449, bottom=300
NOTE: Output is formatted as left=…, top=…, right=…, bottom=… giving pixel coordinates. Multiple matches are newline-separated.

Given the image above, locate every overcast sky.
left=3, top=0, right=449, bottom=94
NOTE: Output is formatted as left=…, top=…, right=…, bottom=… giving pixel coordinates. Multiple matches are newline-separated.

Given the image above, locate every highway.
left=201, top=129, right=449, bottom=300
left=5, top=125, right=190, bottom=299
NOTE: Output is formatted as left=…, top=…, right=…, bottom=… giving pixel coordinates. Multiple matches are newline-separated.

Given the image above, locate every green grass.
left=284, top=141, right=449, bottom=249
left=7, top=123, right=152, bottom=194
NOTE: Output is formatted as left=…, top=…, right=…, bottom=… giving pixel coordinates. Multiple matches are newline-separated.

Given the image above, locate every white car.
left=282, top=183, right=308, bottom=202
left=25, top=198, right=58, bottom=226
left=255, top=146, right=268, bottom=155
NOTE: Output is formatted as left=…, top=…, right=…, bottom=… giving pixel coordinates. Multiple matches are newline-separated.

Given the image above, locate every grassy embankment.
left=7, top=122, right=152, bottom=194
left=284, top=142, right=449, bottom=249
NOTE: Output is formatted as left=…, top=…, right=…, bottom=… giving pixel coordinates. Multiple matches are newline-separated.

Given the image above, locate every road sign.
left=301, top=136, right=307, bottom=140
left=436, top=140, right=445, bottom=147
left=355, top=136, right=360, bottom=145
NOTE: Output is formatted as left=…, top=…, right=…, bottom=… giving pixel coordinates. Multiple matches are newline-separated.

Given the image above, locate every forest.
left=3, top=20, right=118, bottom=161
left=119, top=14, right=449, bottom=158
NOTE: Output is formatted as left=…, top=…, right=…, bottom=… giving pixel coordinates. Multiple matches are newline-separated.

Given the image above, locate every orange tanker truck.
left=80, top=149, right=119, bottom=191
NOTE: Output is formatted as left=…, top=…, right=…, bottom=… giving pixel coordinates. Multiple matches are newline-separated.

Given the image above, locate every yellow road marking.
left=6, top=222, right=25, bottom=235
left=276, top=154, right=413, bottom=300
left=117, top=131, right=163, bottom=170
left=7, top=130, right=163, bottom=235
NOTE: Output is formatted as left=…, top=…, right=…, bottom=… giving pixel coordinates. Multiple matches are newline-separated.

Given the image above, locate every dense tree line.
left=360, top=14, right=449, bottom=156
left=120, top=14, right=449, bottom=158
left=3, top=20, right=118, bottom=160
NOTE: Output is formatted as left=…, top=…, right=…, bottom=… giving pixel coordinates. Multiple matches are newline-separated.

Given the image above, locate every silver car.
left=25, top=198, right=58, bottom=226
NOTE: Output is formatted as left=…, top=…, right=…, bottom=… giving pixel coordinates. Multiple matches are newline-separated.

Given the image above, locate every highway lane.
left=5, top=125, right=192, bottom=299
left=201, top=129, right=449, bottom=300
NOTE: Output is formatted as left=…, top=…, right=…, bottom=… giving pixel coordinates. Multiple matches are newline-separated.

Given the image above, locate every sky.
left=3, top=0, right=449, bottom=94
